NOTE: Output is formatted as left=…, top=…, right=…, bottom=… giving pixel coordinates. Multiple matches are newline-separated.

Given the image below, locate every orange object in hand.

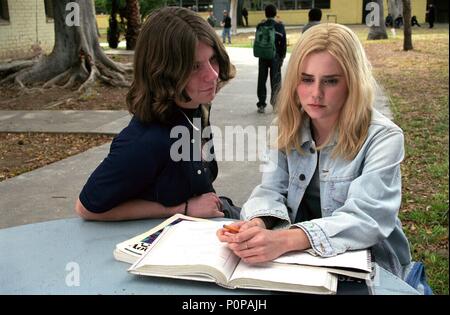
left=222, top=224, right=240, bottom=234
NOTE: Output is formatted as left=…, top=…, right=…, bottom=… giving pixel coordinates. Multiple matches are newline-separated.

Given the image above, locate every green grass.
left=364, top=25, right=448, bottom=294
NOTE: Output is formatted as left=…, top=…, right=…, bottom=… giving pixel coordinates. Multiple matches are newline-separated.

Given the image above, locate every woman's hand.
left=216, top=218, right=264, bottom=241
left=186, top=192, right=224, bottom=218
left=227, top=226, right=290, bottom=263
left=217, top=218, right=311, bottom=264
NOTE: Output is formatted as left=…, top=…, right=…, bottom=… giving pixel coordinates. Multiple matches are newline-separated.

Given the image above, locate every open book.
left=128, top=219, right=372, bottom=295
left=113, top=214, right=208, bottom=264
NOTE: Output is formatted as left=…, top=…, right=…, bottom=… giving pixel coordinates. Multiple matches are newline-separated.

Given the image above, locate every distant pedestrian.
left=302, top=8, right=322, bottom=33
left=221, top=10, right=232, bottom=44
left=385, top=13, right=394, bottom=28
left=394, top=14, right=403, bottom=28
left=207, top=10, right=217, bottom=28
left=426, top=4, right=436, bottom=28
left=242, top=7, right=249, bottom=27
left=255, top=4, right=286, bottom=113
left=385, top=13, right=396, bottom=37
left=411, top=15, right=421, bottom=27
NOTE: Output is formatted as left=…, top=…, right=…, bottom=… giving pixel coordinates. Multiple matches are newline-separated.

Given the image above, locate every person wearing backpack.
left=254, top=4, right=286, bottom=113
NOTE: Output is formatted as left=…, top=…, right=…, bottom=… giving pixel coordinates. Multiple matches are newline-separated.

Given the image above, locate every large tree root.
left=1, top=45, right=131, bottom=96
left=0, top=0, right=133, bottom=103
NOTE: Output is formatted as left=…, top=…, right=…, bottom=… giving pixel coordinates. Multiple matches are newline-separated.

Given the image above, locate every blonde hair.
left=276, top=23, right=375, bottom=160
left=127, top=7, right=235, bottom=124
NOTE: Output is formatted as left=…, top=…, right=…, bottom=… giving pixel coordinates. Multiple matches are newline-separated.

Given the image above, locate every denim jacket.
left=241, top=109, right=412, bottom=278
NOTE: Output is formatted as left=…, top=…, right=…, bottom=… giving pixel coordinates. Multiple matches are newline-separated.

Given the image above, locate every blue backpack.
left=253, top=22, right=276, bottom=59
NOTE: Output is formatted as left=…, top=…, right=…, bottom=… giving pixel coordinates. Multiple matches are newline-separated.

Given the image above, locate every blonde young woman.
left=218, top=23, right=431, bottom=294
left=75, top=7, right=237, bottom=221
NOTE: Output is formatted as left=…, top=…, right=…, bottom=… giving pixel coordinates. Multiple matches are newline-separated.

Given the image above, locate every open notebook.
left=128, top=220, right=372, bottom=295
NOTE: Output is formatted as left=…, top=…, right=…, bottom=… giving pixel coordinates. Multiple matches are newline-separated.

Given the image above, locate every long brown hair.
left=127, top=7, right=235, bottom=124
left=276, top=23, right=375, bottom=160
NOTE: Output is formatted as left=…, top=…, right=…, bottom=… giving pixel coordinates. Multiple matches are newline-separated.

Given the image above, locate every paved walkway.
left=0, top=47, right=393, bottom=229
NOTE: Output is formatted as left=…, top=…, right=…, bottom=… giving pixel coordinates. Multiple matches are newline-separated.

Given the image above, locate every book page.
left=230, top=261, right=338, bottom=294
left=274, top=249, right=371, bottom=273
left=115, top=214, right=208, bottom=260
left=131, top=221, right=240, bottom=282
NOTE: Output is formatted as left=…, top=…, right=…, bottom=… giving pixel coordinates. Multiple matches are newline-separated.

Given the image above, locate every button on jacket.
left=241, top=109, right=411, bottom=277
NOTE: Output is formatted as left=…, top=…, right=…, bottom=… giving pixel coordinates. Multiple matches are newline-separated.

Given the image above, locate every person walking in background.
left=255, top=4, right=286, bottom=113
left=426, top=4, right=436, bottom=29
left=207, top=10, right=217, bottom=28
left=302, top=8, right=322, bottom=33
left=411, top=15, right=421, bottom=27
left=385, top=13, right=396, bottom=37
left=221, top=10, right=232, bottom=44
left=385, top=13, right=394, bottom=28
left=394, top=14, right=404, bottom=28
left=242, top=7, right=249, bottom=27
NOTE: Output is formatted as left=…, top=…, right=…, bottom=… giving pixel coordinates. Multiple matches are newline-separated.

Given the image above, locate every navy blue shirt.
left=79, top=106, right=218, bottom=213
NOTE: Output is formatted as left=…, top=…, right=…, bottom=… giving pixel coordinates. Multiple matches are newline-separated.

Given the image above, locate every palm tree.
left=367, top=0, right=388, bottom=40
left=107, top=0, right=120, bottom=49
left=125, top=0, right=141, bottom=50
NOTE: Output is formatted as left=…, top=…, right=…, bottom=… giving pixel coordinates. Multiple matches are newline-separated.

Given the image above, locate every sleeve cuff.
left=242, top=209, right=291, bottom=230
left=294, top=221, right=336, bottom=257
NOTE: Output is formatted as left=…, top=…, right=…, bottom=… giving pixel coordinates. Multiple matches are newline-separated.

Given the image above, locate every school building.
left=0, top=0, right=54, bottom=60
left=198, top=0, right=431, bottom=26
left=0, top=0, right=447, bottom=61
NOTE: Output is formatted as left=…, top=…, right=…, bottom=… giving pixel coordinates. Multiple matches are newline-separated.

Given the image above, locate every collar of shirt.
left=299, top=116, right=338, bottom=150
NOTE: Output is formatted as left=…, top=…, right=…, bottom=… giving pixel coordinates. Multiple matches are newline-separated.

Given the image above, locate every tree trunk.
left=367, top=0, right=388, bottom=40
left=125, top=0, right=141, bottom=50
left=237, top=0, right=244, bottom=27
left=402, top=0, right=413, bottom=50
left=230, top=0, right=238, bottom=35
left=0, top=0, right=130, bottom=91
left=107, top=0, right=120, bottom=49
left=388, top=0, right=403, bottom=19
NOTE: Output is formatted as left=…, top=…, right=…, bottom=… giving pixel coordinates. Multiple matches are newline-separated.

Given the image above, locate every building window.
left=0, top=0, right=10, bottom=23
left=280, top=1, right=297, bottom=10
left=274, top=0, right=331, bottom=10
left=314, top=0, right=330, bottom=9
left=44, top=0, right=54, bottom=21
left=253, top=0, right=330, bottom=10
left=166, top=0, right=212, bottom=12
left=297, top=0, right=313, bottom=9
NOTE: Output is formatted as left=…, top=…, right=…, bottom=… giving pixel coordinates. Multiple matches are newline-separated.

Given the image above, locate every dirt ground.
left=0, top=132, right=113, bottom=182
left=0, top=54, right=133, bottom=111
left=0, top=54, right=129, bottom=181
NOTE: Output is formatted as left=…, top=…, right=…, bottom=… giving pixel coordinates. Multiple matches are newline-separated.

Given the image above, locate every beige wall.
left=0, top=0, right=55, bottom=60
left=199, top=0, right=428, bottom=26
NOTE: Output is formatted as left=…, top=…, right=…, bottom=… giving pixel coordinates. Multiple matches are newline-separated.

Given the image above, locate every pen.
left=223, top=224, right=240, bottom=234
